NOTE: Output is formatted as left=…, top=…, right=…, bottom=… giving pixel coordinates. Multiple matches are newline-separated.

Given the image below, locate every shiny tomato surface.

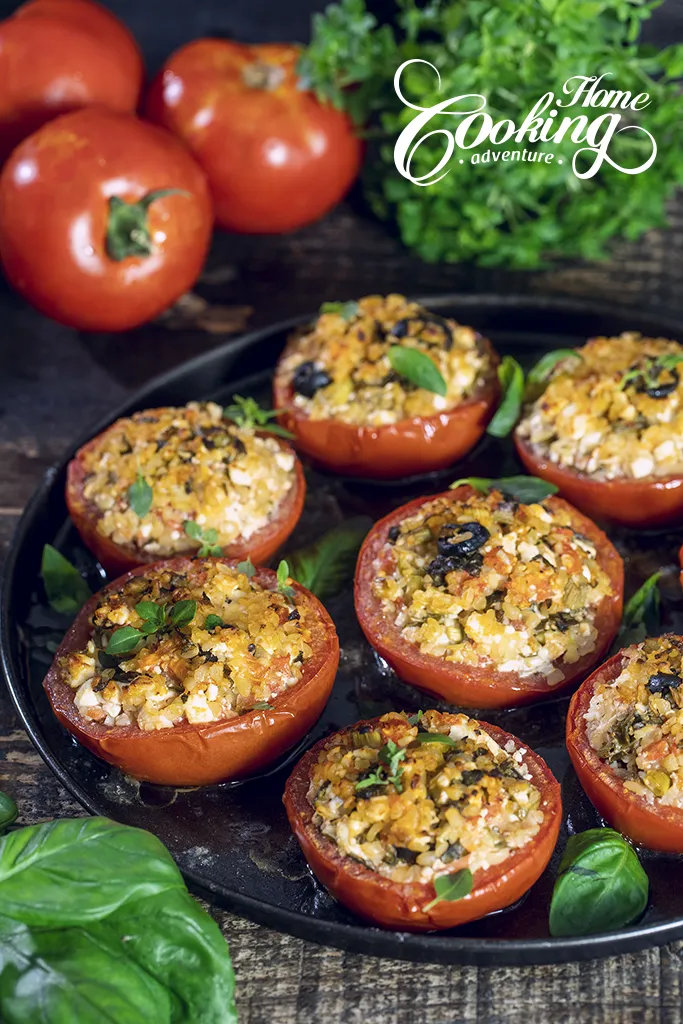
left=284, top=714, right=561, bottom=931
left=0, top=109, right=213, bottom=331
left=146, top=40, right=362, bottom=233
left=65, top=411, right=306, bottom=576
left=44, top=560, right=339, bottom=786
left=567, top=644, right=683, bottom=852
left=273, top=339, right=500, bottom=480
left=354, top=486, right=624, bottom=709
left=515, top=433, right=683, bottom=529
left=0, top=0, right=143, bottom=162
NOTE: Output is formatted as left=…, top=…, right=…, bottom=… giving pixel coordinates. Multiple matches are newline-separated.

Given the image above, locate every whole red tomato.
left=0, top=0, right=143, bottom=162
left=0, top=108, right=213, bottom=332
left=146, top=40, right=362, bottom=234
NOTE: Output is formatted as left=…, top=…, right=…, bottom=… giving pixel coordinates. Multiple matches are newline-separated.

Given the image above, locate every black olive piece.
left=552, top=612, right=576, bottom=633
left=248, top=643, right=256, bottom=654
left=184, top=481, right=193, bottom=494
left=97, top=651, right=119, bottom=670
left=460, top=769, right=484, bottom=785
left=232, top=437, right=246, bottom=455
left=442, top=841, right=466, bottom=863
left=292, top=360, right=333, bottom=398
left=426, top=551, right=484, bottom=579
left=203, top=438, right=216, bottom=450
left=287, top=608, right=300, bottom=621
left=389, top=313, right=455, bottom=350
left=643, top=368, right=679, bottom=399
left=357, top=724, right=373, bottom=734
left=93, top=678, right=109, bottom=692
left=394, top=847, right=419, bottom=865
left=387, top=525, right=400, bottom=543
left=201, top=651, right=219, bottom=663
left=181, top=692, right=189, bottom=703
left=437, top=521, right=490, bottom=559
left=155, top=438, right=169, bottom=452
left=294, top=651, right=305, bottom=663
left=647, top=672, right=681, bottom=695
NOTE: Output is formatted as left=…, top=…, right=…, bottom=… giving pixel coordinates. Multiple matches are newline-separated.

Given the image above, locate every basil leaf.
left=487, top=356, right=525, bottom=438
left=168, top=600, right=197, bottom=629
left=287, top=517, right=371, bottom=600
left=252, top=702, right=274, bottom=710
left=655, top=352, right=683, bottom=372
left=106, top=626, right=144, bottom=657
left=40, top=545, right=92, bottom=616
left=549, top=828, right=649, bottom=937
left=0, top=818, right=184, bottom=927
left=407, top=711, right=423, bottom=726
left=416, top=732, right=460, bottom=747
left=615, top=571, right=662, bottom=650
left=319, top=300, right=359, bottom=321
left=0, top=794, right=17, bottom=836
left=449, top=476, right=558, bottom=503
left=237, top=558, right=256, bottom=578
left=277, top=560, right=296, bottom=597
left=424, top=868, right=474, bottom=911
left=128, top=471, right=153, bottom=518
left=183, top=520, right=203, bottom=541
left=387, top=346, right=447, bottom=397
left=135, top=601, right=164, bottom=629
left=204, top=614, right=225, bottom=631
left=527, top=349, right=580, bottom=387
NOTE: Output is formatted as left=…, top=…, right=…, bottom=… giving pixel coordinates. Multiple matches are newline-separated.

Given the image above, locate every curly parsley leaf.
left=223, top=395, right=293, bottom=439
left=40, top=545, right=92, bottom=616
left=127, top=470, right=153, bottom=518
left=424, top=869, right=474, bottom=911
left=487, top=356, right=525, bottom=438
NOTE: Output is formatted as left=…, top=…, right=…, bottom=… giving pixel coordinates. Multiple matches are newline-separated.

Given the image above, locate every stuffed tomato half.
left=66, top=401, right=305, bottom=575
left=567, top=634, right=683, bottom=852
left=44, top=557, right=339, bottom=786
left=283, top=710, right=561, bottom=931
left=515, top=333, right=683, bottom=529
left=355, top=485, right=624, bottom=709
left=273, top=294, right=499, bottom=480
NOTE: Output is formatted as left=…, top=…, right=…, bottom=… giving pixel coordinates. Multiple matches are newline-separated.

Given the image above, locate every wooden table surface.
left=3, top=203, right=683, bottom=1024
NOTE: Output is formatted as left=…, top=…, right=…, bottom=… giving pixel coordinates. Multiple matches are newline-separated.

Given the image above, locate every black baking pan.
left=3, top=294, right=683, bottom=966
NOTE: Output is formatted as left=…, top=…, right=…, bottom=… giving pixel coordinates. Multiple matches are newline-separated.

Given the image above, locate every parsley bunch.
left=301, top=0, right=683, bottom=267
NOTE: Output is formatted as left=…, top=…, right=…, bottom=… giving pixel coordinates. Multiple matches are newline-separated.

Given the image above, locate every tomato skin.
left=354, top=487, right=624, bottom=709
left=273, top=338, right=500, bottom=480
left=0, top=0, right=143, bottom=162
left=145, top=40, right=362, bottom=234
left=65, top=410, right=306, bottom=576
left=43, top=559, right=339, bottom=786
left=567, top=644, right=683, bottom=852
left=0, top=109, right=213, bottom=332
left=515, top=433, right=683, bottom=529
left=284, top=714, right=561, bottom=931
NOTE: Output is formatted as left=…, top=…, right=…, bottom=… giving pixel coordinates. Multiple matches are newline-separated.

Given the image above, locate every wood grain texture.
left=3, top=196, right=683, bottom=1022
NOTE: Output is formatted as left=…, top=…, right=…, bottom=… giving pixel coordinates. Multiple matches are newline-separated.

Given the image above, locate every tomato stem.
left=106, top=189, right=190, bottom=262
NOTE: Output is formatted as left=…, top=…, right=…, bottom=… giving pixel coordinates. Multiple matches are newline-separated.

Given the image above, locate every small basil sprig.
left=277, top=560, right=296, bottom=598
left=526, top=349, right=580, bottom=389
left=424, top=869, right=473, bottom=911
left=450, top=475, right=558, bottom=504
left=105, top=599, right=197, bottom=657
left=204, top=614, right=225, bottom=632
left=619, top=353, right=683, bottom=394
left=614, top=571, right=662, bottom=651
left=387, top=346, right=447, bottom=397
left=549, top=829, right=649, bottom=937
left=236, top=558, right=257, bottom=578
left=355, top=740, right=406, bottom=794
left=223, top=394, right=293, bottom=439
left=40, top=545, right=92, bottom=616
left=486, top=355, right=524, bottom=438
left=286, top=518, right=370, bottom=600
left=319, top=300, right=360, bottom=321
left=184, top=521, right=223, bottom=557
left=127, top=470, right=153, bottom=518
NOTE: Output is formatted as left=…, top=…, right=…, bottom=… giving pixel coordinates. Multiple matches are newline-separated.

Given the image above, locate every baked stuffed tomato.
left=567, top=634, right=683, bottom=852
left=355, top=485, right=624, bottom=709
left=283, top=710, right=561, bottom=931
left=273, top=294, right=499, bottom=480
left=66, top=401, right=305, bottom=576
left=515, top=333, right=683, bottom=528
left=44, top=557, right=339, bottom=786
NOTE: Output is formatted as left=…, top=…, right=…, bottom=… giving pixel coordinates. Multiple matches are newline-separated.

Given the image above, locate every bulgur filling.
left=372, top=491, right=612, bottom=684
left=60, top=560, right=312, bottom=731
left=279, top=294, right=492, bottom=426
left=81, top=402, right=296, bottom=556
left=309, top=711, right=543, bottom=883
left=517, top=333, right=683, bottom=481
left=585, top=636, right=683, bottom=807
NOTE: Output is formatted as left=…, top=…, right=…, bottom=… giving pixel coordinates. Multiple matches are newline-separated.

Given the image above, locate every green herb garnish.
left=127, top=470, right=153, bottom=518
left=287, top=518, right=370, bottom=600
left=614, top=571, right=662, bottom=651
left=416, top=732, right=460, bottom=748
left=407, top=711, right=423, bottom=726
left=276, top=560, right=296, bottom=598
left=527, top=350, right=581, bottom=388
left=183, top=521, right=223, bottom=557
left=355, top=739, right=407, bottom=794
left=222, top=394, right=293, bottom=439
left=487, top=356, right=525, bottom=438
left=105, top=599, right=197, bottom=657
left=387, top=346, right=447, bottom=397
left=40, top=545, right=92, bottom=616
left=0, top=792, right=18, bottom=835
left=237, top=558, right=257, bottom=578
left=423, top=869, right=474, bottom=911
left=252, top=702, right=275, bottom=711
left=204, top=614, right=225, bottom=632
left=450, top=476, right=558, bottom=504
left=619, top=353, right=683, bottom=395
left=319, top=300, right=360, bottom=321
left=549, top=829, right=648, bottom=937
